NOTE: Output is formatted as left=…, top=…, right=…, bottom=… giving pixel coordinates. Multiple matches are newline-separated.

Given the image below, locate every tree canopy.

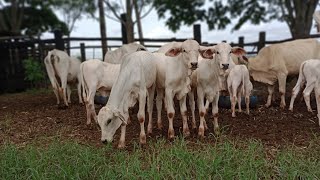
left=0, top=0, right=96, bottom=37
left=153, top=0, right=319, bottom=39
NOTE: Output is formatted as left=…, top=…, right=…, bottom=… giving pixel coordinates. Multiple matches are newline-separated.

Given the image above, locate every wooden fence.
left=1, top=23, right=320, bottom=93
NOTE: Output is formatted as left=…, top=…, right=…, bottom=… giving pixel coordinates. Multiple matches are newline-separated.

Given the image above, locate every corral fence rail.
left=1, top=23, right=320, bottom=93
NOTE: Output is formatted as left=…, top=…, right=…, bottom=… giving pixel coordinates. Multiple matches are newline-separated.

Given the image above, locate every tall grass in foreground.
left=1, top=138, right=320, bottom=179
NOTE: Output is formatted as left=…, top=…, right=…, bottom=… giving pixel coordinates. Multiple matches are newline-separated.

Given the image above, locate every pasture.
left=1, top=81, right=320, bottom=179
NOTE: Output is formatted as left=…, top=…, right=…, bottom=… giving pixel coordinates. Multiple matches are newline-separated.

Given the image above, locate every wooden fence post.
left=80, top=43, right=86, bottom=62
left=54, top=29, right=65, bottom=51
left=258, top=31, right=266, bottom=52
left=238, top=36, right=244, bottom=47
left=121, top=13, right=128, bottom=44
left=193, top=24, right=201, bottom=44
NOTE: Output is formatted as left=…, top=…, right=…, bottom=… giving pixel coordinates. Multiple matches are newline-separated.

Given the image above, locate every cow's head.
left=97, top=106, right=127, bottom=144
left=200, top=42, right=246, bottom=70
left=165, top=39, right=200, bottom=70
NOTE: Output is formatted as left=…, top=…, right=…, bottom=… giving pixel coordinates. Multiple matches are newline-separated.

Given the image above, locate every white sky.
left=42, top=4, right=320, bottom=59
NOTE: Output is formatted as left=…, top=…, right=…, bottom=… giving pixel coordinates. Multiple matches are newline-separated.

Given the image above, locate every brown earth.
left=1, top=81, right=320, bottom=150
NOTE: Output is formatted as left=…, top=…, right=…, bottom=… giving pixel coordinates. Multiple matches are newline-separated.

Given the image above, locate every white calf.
left=153, top=39, right=200, bottom=139
left=189, top=43, right=246, bottom=137
left=227, top=65, right=253, bottom=117
left=80, top=59, right=120, bottom=125
left=44, top=49, right=82, bottom=106
left=97, top=51, right=156, bottom=148
left=289, top=59, right=320, bottom=112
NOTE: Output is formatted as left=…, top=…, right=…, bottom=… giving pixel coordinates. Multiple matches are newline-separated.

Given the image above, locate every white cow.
left=104, top=42, right=146, bottom=64
left=239, top=39, right=320, bottom=108
left=227, top=65, right=253, bottom=117
left=97, top=51, right=156, bottom=148
left=80, top=59, right=120, bottom=125
left=152, top=39, right=200, bottom=139
left=44, top=49, right=82, bottom=106
left=289, top=59, right=320, bottom=112
left=189, top=43, right=246, bottom=137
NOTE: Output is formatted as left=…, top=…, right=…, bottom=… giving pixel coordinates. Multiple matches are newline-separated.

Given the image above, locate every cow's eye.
left=106, top=119, right=111, bottom=125
left=183, top=49, right=186, bottom=52
left=229, top=51, right=232, bottom=54
left=216, top=51, right=220, bottom=55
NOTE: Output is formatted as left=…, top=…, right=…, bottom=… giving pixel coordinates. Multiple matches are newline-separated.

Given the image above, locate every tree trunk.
left=98, top=0, right=108, bottom=57
left=133, top=0, right=144, bottom=45
left=287, top=0, right=318, bottom=39
left=126, top=0, right=134, bottom=43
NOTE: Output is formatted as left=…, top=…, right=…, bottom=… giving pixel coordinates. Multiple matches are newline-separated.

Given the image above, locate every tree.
left=153, top=0, right=319, bottom=39
left=0, top=0, right=68, bottom=36
left=99, top=0, right=108, bottom=56
left=51, top=0, right=96, bottom=36
left=104, top=0, right=152, bottom=43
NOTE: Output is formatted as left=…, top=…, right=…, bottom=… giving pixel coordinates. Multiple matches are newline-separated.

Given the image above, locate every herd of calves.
left=44, top=38, right=320, bottom=148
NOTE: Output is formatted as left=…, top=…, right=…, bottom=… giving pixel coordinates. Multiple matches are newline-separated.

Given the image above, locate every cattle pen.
left=2, top=23, right=320, bottom=93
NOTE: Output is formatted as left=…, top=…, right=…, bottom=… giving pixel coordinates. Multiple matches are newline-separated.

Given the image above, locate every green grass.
left=1, top=138, right=320, bottom=179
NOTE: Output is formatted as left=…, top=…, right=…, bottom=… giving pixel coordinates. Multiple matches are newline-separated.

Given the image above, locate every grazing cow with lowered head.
left=97, top=51, right=156, bottom=148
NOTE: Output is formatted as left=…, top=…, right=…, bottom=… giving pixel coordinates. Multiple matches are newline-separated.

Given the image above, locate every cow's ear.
left=231, top=47, right=246, bottom=56
left=242, top=55, right=248, bottom=62
left=165, top=48, right=182, bottom=57
left=199, top=48, right=214, bottom=59
left=113, top=111, right=127, bottom=125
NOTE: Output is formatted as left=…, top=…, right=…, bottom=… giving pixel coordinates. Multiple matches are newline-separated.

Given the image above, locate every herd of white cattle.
left=44, top=38, right=320, bottom=148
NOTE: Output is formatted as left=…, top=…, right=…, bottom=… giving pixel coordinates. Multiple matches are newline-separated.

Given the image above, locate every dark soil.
left=1, top=81, right=320, bottom=150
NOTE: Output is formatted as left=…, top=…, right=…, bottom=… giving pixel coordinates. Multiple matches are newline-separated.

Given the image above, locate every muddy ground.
left=1, top=81, right=320, bottom=150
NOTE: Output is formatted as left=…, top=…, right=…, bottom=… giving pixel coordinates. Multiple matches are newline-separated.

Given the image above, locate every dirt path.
left=1, top=85, right=319, bottom=149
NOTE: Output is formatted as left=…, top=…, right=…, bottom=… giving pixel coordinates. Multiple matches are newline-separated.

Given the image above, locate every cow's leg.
left=179, top=95, right=190, bottom=137
left=165, top=89, right=175, bottom=139
left=188, top=91, right=197, bottom=130
left=147, top=85, right=156, bottom=135
left=212, top=93, right=220, bottom=134
left=138, top=88, right=147, bottom=144
left=77, top=81, right=83, bottom=104
left=86, top=89, right=96, bottom=125
left=289, top=82, right=302, bottom=111
left=278, top=74, right=287, bottom=109
left=237, top=91, right=242, bottom=113
left=53, top=87, right=60, bottom=105
left=265, top=85, right=275, bottom=108
left=197, top=87, right=206, bottom=137
left=118, top=125, right=126, bottom=149
left=229, top=85, right=236, bottom=117
left=303, top=83, right=315, bottom=112
left=156, top=89, right=164, bottom=130
left=67, top=85, right=72, bottom=104
left=60, top=78, right=68, bottom=106
left=245, top=91, right=250, bottom=115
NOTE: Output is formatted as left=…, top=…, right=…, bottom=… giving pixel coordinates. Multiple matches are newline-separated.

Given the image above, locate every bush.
left=22, top=58, right=45, bottom=88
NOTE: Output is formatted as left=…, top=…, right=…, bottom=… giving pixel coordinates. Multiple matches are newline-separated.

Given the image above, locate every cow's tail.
left=80, top=63, right=88, bottom=104
left=297, top=61, right=307, bottom=90
left=45, top=51, right=59, bottom=90
left=241, top=66, right=245, bottom=95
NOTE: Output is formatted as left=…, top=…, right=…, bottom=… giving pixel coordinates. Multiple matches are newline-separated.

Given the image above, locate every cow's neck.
left=106, top=74, right=130, bottom=115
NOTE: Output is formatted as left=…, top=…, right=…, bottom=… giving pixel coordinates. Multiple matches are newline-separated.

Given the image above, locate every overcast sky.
left=43, top=5, right=320, bottom=59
